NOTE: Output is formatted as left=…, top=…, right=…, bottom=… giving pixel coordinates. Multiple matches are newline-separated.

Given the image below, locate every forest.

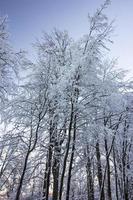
left=0, top=0, right=133, bottom=200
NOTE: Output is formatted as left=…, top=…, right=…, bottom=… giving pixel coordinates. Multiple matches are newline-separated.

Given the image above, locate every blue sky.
left=0, top=0, right=133, bottom=76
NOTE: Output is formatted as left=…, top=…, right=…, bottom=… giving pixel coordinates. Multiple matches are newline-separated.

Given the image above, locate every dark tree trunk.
left=122, top=120, right=129, bottom=200
left=113, top=145, right=119, bottom=200
left=58, top=101, right=74, bottom=200
left=15, top=120, right=40, bottom=200
left=65, top=114, right=77, bottom=200
left=86, top=145, right=94, bottom=200
left=104, top=138, right=112, bottom=200
left=15, top=151, right=30, bottom=200
left=42, top=151, right=49, bottom=200
left=52, top=143, right=61, bottom=200
left=96, top=141, right=105, bottom=200
left=42, top=140, right=53, bottom=200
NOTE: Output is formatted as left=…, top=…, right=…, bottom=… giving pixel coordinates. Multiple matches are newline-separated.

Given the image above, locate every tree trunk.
left=86, top=145, right=94, bottom=200
left=42, top=141, right=53, bottom=200
left=122, top=120, right=129, bottom=200
left=65, top=114, right=77, bottom=200
left=104, top=138, right=112, bottom=200
left=15, top=119, right=41, bottom=200
left=58, top=101, right=74, bottom=200
left=52, top=143, right=61, bottom=200
left=15, top=151, right=30, bottom=200
left=96, top=141, right=105, bottom=200
left=113, top=145, right=119, bottom=200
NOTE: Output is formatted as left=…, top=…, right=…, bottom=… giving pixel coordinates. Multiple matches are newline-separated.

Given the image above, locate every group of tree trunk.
left=0, top=1, right=133, bottom=200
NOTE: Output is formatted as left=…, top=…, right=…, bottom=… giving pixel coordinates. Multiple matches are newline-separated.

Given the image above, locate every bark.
left=104, top=138, right=112, bottom=200
left=65, top=114, right=77, bottom=200
left=15, top=119, right=40, bottom=200
left=86, top=145, right=94, bottom=200
left=58, top=101, right=74, bottom=200
left=15, top=151, right=30, bottom=200
left=96, top=141, right=105, bottom=200
left=122, top=120, right=129, bottom=200
left=113, top=145, right=119, bottom=200
left=52, top=143, right=61, bottom=200
left=122, top=123, right=128, bottom=200
left=42, top=123, right=53, bottom=200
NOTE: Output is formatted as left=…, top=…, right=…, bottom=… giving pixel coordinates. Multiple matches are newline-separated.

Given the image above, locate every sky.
left=0, top=0, right=133, bottom=77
